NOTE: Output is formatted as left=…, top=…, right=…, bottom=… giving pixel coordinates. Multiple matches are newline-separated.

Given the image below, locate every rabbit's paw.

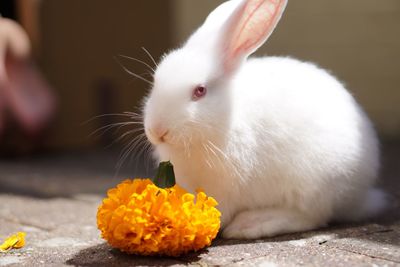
left=222, top=208, right=320, bottom=239
left=222, top=210, right=273, bottom=239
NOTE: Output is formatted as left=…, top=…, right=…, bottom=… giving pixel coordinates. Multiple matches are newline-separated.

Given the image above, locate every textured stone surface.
left=0, top=141, right=399, bottom=266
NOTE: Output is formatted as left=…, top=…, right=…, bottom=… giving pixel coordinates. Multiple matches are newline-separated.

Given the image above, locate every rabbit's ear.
left=220, top=0, right=287, bottom=74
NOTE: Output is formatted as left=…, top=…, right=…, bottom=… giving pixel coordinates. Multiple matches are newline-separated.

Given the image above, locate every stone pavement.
left=0, top=141, right=399, bottom=267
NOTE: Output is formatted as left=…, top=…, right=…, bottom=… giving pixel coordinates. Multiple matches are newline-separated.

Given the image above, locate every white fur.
left=143, top=0, right=385, bottom=239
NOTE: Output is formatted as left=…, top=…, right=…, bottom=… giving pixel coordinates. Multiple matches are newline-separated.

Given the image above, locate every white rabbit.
left=143, top=0, right=386, bottom=239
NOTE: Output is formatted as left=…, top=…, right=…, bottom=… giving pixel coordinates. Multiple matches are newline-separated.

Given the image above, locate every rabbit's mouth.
left=146, top=127, right=170, bottom=145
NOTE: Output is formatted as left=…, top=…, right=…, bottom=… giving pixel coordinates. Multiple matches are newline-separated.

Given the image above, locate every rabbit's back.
left=227, top=56, right=380, bottom=221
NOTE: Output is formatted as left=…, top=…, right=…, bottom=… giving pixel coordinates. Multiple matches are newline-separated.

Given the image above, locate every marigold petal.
left=0, top=232, right=26, bottom=252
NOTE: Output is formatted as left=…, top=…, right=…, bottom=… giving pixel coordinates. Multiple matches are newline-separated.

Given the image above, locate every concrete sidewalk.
left=0, top=142, right=399, bottom=266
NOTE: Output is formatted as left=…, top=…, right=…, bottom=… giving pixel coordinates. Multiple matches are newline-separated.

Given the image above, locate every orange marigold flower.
left=97, top=179, right=221, bottom=256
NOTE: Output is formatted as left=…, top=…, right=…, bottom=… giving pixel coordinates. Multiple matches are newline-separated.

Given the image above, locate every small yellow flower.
left=97, top=165, right=221, bottom=256
left=0, top=232, right=26, bottom=252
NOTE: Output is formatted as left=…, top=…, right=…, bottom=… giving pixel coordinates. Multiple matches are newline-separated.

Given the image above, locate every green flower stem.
left=153, top=161, right=176, bottom=189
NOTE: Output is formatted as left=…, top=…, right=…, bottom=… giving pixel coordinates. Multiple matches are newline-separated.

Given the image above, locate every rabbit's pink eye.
left=192, top=85, right=207, bottom=101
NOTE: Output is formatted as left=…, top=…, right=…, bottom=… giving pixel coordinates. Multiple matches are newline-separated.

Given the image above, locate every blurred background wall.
left=1, top=0, right=399, bottom=153
left=39, top=0, right=172, bottom=150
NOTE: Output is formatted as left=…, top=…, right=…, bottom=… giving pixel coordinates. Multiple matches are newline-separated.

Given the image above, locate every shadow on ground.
left=66, top=243, right=205, bottom=267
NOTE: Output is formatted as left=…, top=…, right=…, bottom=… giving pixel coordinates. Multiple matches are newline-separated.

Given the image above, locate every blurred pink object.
left=0, top=18, right=55, bottom=135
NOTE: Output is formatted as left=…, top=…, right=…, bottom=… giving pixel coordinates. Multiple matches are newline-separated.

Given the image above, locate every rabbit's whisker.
left=142, top=47, right=158, bottom=68
left=116, top=133, right=147, bottom=173
left=82, top=113, right=141, bottom=125
left=114, top=56, right=154, bottom=85
left=106, top=128, right=145, bottom=149
left=90, top=121, right=143, bottom=137
left=118, top=54, right=155, bottom=73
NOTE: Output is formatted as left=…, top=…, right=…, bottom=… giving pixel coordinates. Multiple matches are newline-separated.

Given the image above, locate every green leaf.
left=152, top=161, right=176, bottom=189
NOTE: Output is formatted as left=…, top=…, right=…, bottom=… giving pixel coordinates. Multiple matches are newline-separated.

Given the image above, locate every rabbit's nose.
left=148, top=125, right=169, bottom=143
